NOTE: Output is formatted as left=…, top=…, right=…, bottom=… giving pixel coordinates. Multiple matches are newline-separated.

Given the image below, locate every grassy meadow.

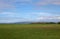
left=0, top=24, right=60, bottom=39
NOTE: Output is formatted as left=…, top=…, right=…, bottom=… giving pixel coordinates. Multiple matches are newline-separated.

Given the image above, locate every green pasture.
left=0, top=24, right=60, bottom=39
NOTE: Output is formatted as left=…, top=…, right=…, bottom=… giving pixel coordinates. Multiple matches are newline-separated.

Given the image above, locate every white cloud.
left=0, top=0, right=60, bottom=11
left=0, top=12, right=33, bottom=23
left=0, top=0, right=32, bottom=11
left=34, top=0, right=60, bottom=6
left=0, top=18, right=23, bottom=23
left=31, top=12, right=53, bottom=16
left=28, top=12, right=60, bottom=22
left=0, top=12, right=16, bottom=17
left=0, top=12, right=60, bottom=23
left=0, top=17, right=33, bottom=23
left=37, top=16, right=60, bottom=20
left=0, top=0, right=33, bottom=12
left=0, top=0, right=15, bottom=10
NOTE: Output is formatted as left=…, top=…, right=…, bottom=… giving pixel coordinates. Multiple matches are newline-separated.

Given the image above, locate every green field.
left=0, top=24, right=60, bottom=39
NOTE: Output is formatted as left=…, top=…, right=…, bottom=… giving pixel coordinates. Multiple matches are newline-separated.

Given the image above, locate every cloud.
left=31, top=12, right=54, bottom=16
left=0, top=0, right=32, bottom=11
left=0, top=0, right=15, bottom=10
left=36, top=16, right=60, bottom=22
left=34, top=0, right=60, bottom=6
left=28, top=12, right=60, bottom=22
left=0, top=17, right=32, bottom=23
left=0, top=17, right=28, bottom=23
left=0, top=12, right=17, bottom=17
left=0, top=12, right=33, bottom=23
left=0, top=0, right=60, bottom=10
left=37, top=16, right=60, bottom=20
left=0, top=12, right=60, bottom=23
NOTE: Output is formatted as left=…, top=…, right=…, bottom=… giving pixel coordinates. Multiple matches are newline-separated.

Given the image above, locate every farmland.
left=0, top=24, right=60, bottom=39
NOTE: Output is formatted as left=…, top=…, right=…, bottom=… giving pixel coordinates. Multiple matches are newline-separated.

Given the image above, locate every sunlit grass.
left=0, top=24, right=60, bottom=39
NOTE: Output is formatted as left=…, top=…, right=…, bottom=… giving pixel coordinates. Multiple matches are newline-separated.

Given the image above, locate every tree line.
left=31, top=22, right=60, bottom=24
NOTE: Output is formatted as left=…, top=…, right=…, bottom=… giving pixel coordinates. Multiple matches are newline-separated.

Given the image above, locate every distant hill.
left=0, top=22, right=32, bottom=24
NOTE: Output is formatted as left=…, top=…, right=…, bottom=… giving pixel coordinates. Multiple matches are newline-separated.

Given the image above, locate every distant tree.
left=31, top=22, right=56, bottom=24
left=57, top=22, right=60, bottom=24
left=48, top=22, right=56, bottom=24
left=41, top=22, right=56, bottom=24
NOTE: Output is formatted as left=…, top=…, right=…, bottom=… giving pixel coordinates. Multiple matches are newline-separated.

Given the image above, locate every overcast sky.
left=0, top=0, right=60, bottom=23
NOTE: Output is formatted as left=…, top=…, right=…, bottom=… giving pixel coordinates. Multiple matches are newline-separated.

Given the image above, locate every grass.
left=0, top=24, right=60, bottom=39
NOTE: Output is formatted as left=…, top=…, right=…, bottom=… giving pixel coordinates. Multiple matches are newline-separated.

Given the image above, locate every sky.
left=0, top=0, right=60, bottom=23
